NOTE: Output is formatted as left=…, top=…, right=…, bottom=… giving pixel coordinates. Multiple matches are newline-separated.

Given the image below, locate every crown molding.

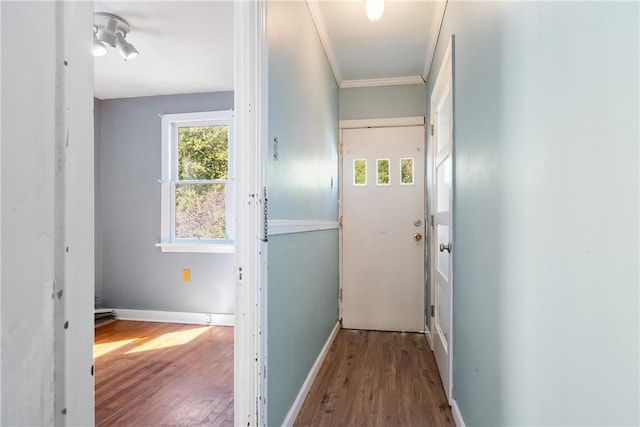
left=341, top=76, right=425, bottom=89
left=306, top=0, right=344, bottom=87
left=307, top=0, right=446, bottom=88
left=423, top=0, right=448, bottom=81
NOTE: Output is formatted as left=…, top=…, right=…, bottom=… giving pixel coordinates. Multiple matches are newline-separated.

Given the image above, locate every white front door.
left=431, top=39, right=454, bottom=403
left=341, top=125, right=425, bottom=332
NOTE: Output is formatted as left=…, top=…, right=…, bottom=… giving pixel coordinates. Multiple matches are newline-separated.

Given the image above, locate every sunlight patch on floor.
left=125, top=326, right=211, bottom=354
left=94, top=338, right=138, bottom=358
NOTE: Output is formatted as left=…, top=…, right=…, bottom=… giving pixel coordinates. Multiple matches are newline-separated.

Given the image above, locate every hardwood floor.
left=94, top=320, right=233, bottom=426
left=294, top=329, right=454, bottom=427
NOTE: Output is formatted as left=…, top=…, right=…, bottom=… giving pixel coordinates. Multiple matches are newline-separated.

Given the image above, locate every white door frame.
left=61, top=2, right=96, bottom=424
left=234, top=1, right=268, bottom=425
left=338, top=117, right=426, bottom=324
left=59, top=1, right=268, bottom=425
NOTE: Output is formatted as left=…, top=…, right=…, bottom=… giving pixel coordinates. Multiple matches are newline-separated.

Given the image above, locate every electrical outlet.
left=205, top=314, right=212, bottom=324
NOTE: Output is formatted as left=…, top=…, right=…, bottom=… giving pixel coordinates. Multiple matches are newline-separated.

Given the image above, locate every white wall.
left=1, top=2, right=94, bottom=425
left=427, top=2, right=639, bottom=425
left=2, top=3, right=58, bottom=423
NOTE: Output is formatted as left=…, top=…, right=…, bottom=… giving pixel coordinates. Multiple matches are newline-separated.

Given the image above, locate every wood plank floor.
left=94, top=320, right=233, bottom=427
left=294, top=329, right=454, bottom=427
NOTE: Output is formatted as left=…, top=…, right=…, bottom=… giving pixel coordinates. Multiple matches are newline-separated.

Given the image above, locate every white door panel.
left=342, top=126, right=425, bottom=332
left=431, top=38, right=454, bottom=403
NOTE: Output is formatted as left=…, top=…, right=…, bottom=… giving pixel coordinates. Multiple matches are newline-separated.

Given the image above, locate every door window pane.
left=436, top=89, right=451, bottom=154
left=353, top=159, right=367, bottom=185
left=437, top=156, right=451, bottom=213
left=400, top=158, right=414, bottom=184
left=377, top=159, right=390, bottom=185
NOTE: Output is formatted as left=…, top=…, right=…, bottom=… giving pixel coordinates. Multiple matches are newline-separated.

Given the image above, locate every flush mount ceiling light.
left=94, top=12, right=139, bottom=60
left=365, top=0, right=384, bottom=21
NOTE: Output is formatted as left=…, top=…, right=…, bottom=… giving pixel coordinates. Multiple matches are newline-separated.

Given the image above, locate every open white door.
left=431, top=38, right=454, bottom=403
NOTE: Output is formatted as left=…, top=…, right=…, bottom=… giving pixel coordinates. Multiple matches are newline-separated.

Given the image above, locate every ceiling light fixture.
left=93, top=32, right=107, bottom=57
left=94, top=12, right=139, bottom=61
left=365, top=0, right=384, bottom=22
left=116, top=32, right=138, bottom=61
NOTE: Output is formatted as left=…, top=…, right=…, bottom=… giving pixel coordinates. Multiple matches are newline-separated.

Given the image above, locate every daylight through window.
left=176, top=125, right=228, bottom=239
left=354, top=159, right=367, bottom=185
left=377, top=159, right=390, bottom=185
left=159, top=111, right=234, bottom=253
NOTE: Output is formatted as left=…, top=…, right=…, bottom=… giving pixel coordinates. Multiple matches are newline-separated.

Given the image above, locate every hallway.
left=294, top=329, right=454, bottom=426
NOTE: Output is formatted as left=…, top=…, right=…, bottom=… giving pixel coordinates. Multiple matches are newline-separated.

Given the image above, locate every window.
left=157, top=111, right=234, bottom=253
left=400, top=158, right=414, bottom=184
left=353, top=159, right=367, bottom=185
left=376, top=159, right=390, bottom=185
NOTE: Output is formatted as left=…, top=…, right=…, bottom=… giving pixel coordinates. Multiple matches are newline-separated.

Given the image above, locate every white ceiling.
left=311, top=0, right=444, bottom=87
left=94, top=1, right=234, bottom=100
left=94, top=0, right=444, bottom=100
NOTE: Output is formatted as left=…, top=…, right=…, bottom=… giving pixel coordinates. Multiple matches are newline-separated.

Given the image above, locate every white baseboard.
left=282, top=321, right=341, bottom=427
left=452, top=399, right=466, bottom=427
left=113, top=309, right=234, bottom=326
left=424, top=327, right=433, bottom=349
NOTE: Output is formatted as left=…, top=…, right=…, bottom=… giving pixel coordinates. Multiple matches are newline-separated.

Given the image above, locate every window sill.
left=155, top=242, right=235, bottom=254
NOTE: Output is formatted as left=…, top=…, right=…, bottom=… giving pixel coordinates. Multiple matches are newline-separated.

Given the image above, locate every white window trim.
left=157, top=110, right=235, bottom=253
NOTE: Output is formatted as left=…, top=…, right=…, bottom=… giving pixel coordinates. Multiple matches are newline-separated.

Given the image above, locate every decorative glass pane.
left=437, top=156, right=451, bottom=213
left=400, top=158, right=414, bottom=184
left=377, top=159, right=390, bottom=185
left=175, top=183, right=226, bottom=239
left=178, top=125, right=228, bottom=180
left=436, top=89, right=452, bottom=154
left=353, top=159, right=367, bottom=185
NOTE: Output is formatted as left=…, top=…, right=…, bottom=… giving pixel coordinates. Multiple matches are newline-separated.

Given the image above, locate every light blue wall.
left=268, top=3, right=339, bottom=221
left=267, top=1, right=340, bottom=425
left=426, top=2, right=639, bottom=425
left=97, top=92, right=236, bottom=314
left=267, top=231, right=339, bottom=424
left=339, top=84, right=426, bottom=120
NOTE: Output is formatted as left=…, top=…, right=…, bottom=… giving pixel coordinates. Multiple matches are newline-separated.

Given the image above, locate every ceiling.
left=94, top=1, right=445, bottom=100
left=93, top=0, right=234, bottom=99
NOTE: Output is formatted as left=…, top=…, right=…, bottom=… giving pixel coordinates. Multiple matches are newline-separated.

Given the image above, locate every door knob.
left=414, top=233, right=423, bottom=241
left=439, top=242, right=452, bottom=253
